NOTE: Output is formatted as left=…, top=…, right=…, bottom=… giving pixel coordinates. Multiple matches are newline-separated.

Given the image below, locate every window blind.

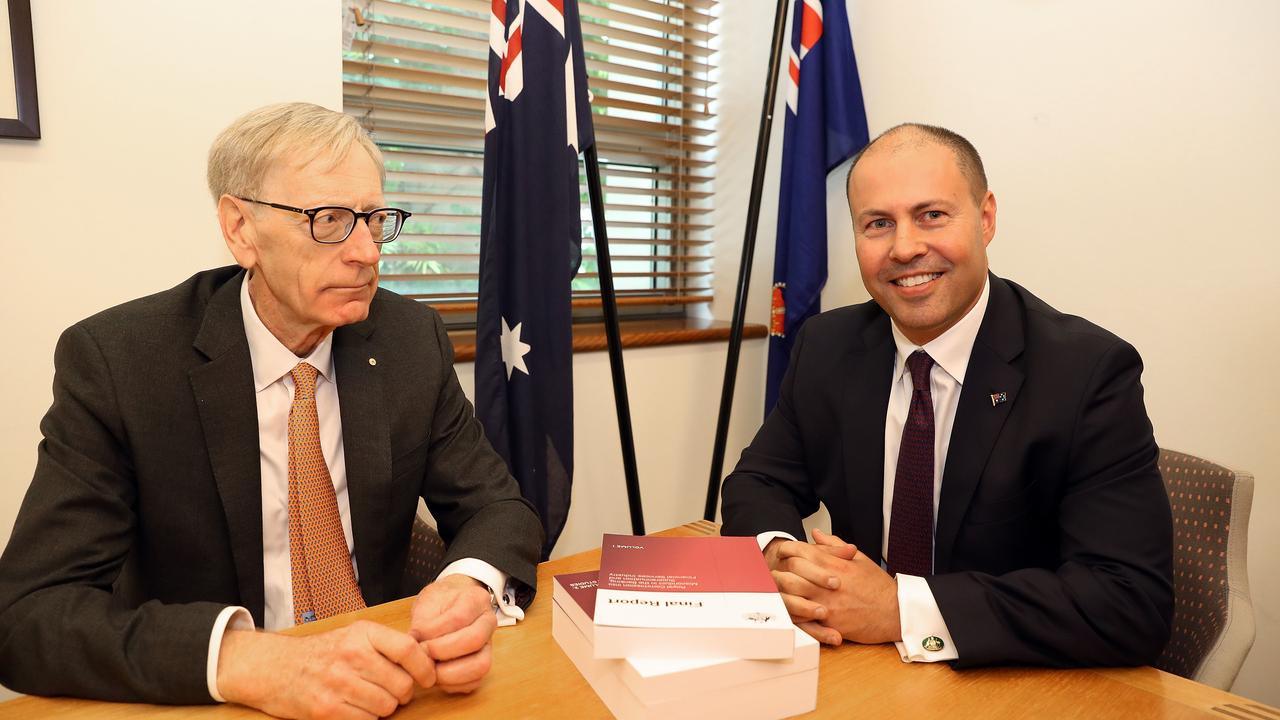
left=342, top=0, right=718, bottom=319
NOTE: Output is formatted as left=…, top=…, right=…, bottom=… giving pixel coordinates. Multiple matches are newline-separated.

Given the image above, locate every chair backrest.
left=1154, top=448, right=1255, bottom=689
left=402, top=513, right=448, bottom=597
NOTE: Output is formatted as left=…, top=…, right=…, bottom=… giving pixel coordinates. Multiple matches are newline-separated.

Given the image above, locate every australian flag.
left=766, top=0, right=869, bottom=414
left=476, top=0, right=595, bottom=559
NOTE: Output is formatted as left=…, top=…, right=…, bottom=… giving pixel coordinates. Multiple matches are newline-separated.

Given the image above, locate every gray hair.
left=206, top=102, right=384, bottom=203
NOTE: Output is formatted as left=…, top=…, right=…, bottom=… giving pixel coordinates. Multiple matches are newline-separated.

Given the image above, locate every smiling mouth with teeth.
left=893, top=272, right=942, bottom=288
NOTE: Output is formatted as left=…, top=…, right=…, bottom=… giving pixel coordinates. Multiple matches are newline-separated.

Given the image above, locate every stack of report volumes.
left=551, top=534, right=818, bottom=719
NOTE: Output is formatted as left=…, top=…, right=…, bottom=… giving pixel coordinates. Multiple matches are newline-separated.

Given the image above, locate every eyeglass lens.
left=312, top=208, right=404, bottom=243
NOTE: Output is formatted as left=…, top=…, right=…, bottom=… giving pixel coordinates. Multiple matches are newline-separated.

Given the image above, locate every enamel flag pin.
left=990, top=391, right=1008, bottom=407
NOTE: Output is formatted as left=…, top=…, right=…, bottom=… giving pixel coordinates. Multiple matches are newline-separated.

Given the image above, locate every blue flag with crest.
left=766, top=0, right=869, bottom=415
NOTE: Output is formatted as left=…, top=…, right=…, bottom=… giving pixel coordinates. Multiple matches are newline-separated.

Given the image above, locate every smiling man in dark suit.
left=0, top=103, right=542, bottom=718
left=721, top=123, right=1173, bottom=668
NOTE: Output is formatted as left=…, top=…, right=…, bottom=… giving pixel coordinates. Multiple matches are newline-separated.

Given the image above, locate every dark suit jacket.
left=0, top=266, right=542, bottom=703
left=721, top=274, right=1173, bottom=668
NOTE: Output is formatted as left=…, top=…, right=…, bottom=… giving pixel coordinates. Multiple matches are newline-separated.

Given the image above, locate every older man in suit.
left=721, top=123, right=1173, bottom=668
left=0, top=103, right=542, bottom=718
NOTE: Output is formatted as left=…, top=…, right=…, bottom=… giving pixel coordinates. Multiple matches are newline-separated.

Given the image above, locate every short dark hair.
left=844, top=123, right=988, bottom=204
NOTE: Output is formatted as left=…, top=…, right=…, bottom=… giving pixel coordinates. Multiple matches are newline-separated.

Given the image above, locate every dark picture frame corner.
left=2, top=0, right=40, bottom=140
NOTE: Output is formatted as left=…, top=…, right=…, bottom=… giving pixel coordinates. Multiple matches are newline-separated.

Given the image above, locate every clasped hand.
left=764, top=529, right=901, bottom=647
left=218, top=573, right=497, bottom=719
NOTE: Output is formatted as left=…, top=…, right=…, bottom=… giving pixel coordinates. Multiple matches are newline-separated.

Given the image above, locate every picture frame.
left=1, top=0, right=39, bottom=139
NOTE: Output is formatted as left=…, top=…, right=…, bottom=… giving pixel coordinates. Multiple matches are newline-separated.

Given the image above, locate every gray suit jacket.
left=0, top=266, right=542, bottom=703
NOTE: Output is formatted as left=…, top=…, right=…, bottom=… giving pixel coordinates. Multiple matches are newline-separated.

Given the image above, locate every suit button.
left=922, top=636, right=945, bottom=652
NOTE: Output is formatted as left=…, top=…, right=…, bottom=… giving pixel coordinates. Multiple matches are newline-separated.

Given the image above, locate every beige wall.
left=0, top=7, right=16, bottom=118
left=1, top=0, right=1276, bottom=707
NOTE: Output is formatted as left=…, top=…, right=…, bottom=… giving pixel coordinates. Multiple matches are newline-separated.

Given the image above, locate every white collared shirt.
left=204, top=275, right=522, bottom=700
left=884, top=276, right=989, bottom=663
left=758, top=277, right=990, bottom=664
left=240, top=275, right=351, bottom=631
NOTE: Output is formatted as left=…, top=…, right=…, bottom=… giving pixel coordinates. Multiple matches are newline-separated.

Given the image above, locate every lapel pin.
left=990, top=391, right=1007, bottom=407
left=368, top=357, right=378, bottom=366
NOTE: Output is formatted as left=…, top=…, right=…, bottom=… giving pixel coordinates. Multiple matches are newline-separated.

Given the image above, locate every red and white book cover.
left=591, top=534, right=793, bottom=659
left=553, top=570, right=601, bottom=641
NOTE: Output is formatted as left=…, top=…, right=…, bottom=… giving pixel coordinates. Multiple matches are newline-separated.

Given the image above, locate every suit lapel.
left=934, top=276, right=1025, bottom=573
left=842, top=313, right=895, bottom=566
left=332, top=317, right=393, bottom=604
left=189, top=270, right=266, bottom=622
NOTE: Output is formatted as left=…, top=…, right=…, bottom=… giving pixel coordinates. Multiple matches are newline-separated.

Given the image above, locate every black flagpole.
left=703, top=0, right=791, bottom=522
left=584, top=144, right=645, bottom=536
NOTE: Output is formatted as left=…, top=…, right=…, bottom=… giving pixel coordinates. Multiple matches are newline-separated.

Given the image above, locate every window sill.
left=449, top=317, right=768, bottom=363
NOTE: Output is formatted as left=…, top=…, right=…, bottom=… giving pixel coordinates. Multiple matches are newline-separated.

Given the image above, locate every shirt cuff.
left=206, top=606, right=255, bottom=702
left=755, top=530, right=798, bottom=552
left=893, top=574, right=959, bottom=663
left=437, top=558, right=525, bottom=627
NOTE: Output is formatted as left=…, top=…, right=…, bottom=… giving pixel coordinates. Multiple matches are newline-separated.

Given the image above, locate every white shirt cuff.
left=206, top=606, right=255, bottom=702
left=893, top=574, right=959, bottom=663
left=437, top=558, right=524, bottom=627
left=755, top=530, right=798, bottom=552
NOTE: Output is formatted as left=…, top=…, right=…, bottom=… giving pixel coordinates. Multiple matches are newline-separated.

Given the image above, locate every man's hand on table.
left=409, top=573, right=498, bottom=694
left=765, top=529, right=901, bottom=647
left=216, top=620, right=435, bottom=719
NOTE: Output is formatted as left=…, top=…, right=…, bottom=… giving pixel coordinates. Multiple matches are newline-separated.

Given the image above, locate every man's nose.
left=887, top=226, right=927, bottom=265
left=344, top=218, right=382, bottom=266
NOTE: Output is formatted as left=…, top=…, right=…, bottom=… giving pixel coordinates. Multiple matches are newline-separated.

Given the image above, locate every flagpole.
left=703, top=0, right=791, bottom=522
left=584, top=144, right=646, bottom=536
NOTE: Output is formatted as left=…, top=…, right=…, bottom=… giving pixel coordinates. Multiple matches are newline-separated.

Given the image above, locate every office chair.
left=402, top=512, right=449, bottom=597
left=1154, top=448, right=1255, bottom=689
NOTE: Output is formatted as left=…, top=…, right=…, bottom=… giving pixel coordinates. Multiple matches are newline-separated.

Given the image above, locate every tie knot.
left=291, top=362, right=319, bottom=394
left=906, top=350, right=934, bottom=391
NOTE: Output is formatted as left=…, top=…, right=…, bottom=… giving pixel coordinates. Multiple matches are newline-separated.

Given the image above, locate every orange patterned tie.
left=288, top=362, right=366, bottom=624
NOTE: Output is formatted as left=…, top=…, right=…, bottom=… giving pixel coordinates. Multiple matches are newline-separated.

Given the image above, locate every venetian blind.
left=342, top=0, right=718, bottom=319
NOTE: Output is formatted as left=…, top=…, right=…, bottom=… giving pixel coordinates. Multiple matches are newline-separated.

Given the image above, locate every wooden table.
left=1, top=520, right=1275, bottom=719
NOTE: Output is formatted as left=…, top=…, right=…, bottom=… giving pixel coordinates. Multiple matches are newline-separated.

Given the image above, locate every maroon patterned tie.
left=887, top=350, right=936, bottom=577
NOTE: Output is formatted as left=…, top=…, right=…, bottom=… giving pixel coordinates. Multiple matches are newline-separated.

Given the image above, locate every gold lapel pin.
left=368, top=357, right=378, bottom=366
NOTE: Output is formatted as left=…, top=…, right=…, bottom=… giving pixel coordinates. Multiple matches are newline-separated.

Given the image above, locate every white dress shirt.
left=883, top=276, right=988, bottom=662
left=758, top=277, right=990, bottom=664
left=204, top=276, right=522, bottom=701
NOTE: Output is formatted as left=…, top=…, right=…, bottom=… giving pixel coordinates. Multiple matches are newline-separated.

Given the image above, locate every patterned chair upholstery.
left=1154, top=449, right=1255, bottom=689
left=401, top=513, right=449, bottom=597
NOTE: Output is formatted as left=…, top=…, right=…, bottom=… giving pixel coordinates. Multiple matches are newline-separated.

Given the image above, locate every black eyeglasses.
left=236, top=197, right=412, bottom=244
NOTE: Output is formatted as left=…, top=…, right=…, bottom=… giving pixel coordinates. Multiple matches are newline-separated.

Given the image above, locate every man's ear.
left=218, top=195, right=259, bottom=270
left=980, top=190, right=997, bottom=247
